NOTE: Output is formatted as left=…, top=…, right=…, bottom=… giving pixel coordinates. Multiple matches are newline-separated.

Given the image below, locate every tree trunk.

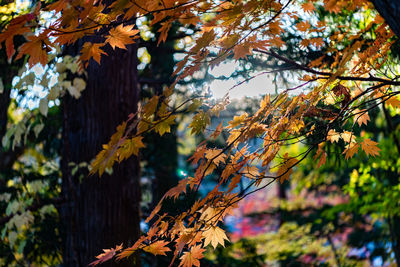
left=61, top=42, right=141, bottom=266
left=372, top=0, right=400, bottom=38
left=0, top=47, right=24, bottom=173
left=382, top=105, right=400, bottom=266
left=372, top=3, right=400, bottom=264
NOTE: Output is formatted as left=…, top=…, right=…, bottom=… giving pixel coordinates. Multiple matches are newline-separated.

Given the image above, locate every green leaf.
left=39, top=98, right=48, bottom=116
left=33, top=123, right=44, bottom=138
left=189, top=111, right=210, bottom=135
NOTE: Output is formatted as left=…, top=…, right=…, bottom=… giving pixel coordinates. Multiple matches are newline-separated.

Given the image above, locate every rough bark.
left=61, top=43, right=141, bottom=266
left=0, top=47, right=24, bottom=173
left=371, top=3, right=400, bottom=264
left=382, top=105, right=400, bottom=266
left=0, top=69, right=16, bottom=171
left=372, top=0, right=400, bottom=38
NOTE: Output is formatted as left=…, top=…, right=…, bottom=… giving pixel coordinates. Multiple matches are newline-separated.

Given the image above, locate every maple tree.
left=2, top=0, right=400, bottom=266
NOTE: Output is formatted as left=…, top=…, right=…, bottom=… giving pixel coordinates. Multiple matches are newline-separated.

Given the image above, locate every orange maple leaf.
left=355, top=109, right=370, bottom=127
left=227, top=174, right=242, bottom=192
left=157, top=21, right=172, bottom=45
left=313, top=144, right=327, bottom=168
left=301, top=2, right=316, bottom=14
left=54, top=29, right=84, bottom=46
left=205, top=148, right=226, bottom=166
left=210, top=120, right=223, bottom=139
left=47, top=0, right=69, bottom=12
left=81, top=42, right=108, bottom=66
left=361, top=138, right=380, bottom=157
left=269, top=37, right=285, bottom=48
left=143, top=241, right=171, bottom=256
left=179, top=245, right=206, bottom=267
left=16, top=34, right=51, bottom=67
left=276, top=154, right=298, bottom=183
left=296, top=21, right=311, bottom=32
left=317, top=151, right=327, bottom=168
left=188, top=145, right=207, bottom=165
left=105, top=24, right=139, bottom=50
left=89, top=244, right=123, bottom=266
left=325, top=0, right=343, bottom=14
left=0, top=25, right=31, bottom=59
left=343, top=143, right=359, bottom=160
left=233, top=43, right=252, bottom=60
left=386, top=96, right=400, bottom=109
left=164, top=178, right=188, bottom=200
left=310, top=37, right=324, bottom=49
left=0, top=13, right=37, bottom=58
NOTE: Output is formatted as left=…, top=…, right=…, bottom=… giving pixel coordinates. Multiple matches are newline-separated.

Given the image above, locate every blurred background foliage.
left=1, top=0, right=400, bottom=266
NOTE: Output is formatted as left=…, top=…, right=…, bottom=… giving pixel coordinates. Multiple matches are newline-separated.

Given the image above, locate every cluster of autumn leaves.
left=1, top=0, right=399, bottom=266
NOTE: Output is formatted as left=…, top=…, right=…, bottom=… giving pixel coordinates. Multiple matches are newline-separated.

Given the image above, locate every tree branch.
left=254, top=49, right=400, bottom=86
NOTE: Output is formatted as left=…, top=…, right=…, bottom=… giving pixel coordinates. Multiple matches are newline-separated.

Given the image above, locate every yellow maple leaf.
left=142, top=96, right=159, bottom=118
left=219, top=34, right=240, bottom=49
left=189, top=111, right=210, bottom=135
left=361, top=138, right=380, bottom=157
left=106, top=24, right=139, bottom=50
left=179, top=245, right=206, bottom=267
left=341, top=131, right=355, bottom=143
left=228, top=113, right=247, bottom=128
left=118, top=136, right=145, bottom=162
left=327, top=129, right=340, bottom=143
left=202, top=226, right=229, bottom=249
left=199, top=207, right=218, bottom=222
left=154, top=115, right=176, bottom=136
left=143, top=241, right=171, bottom=256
